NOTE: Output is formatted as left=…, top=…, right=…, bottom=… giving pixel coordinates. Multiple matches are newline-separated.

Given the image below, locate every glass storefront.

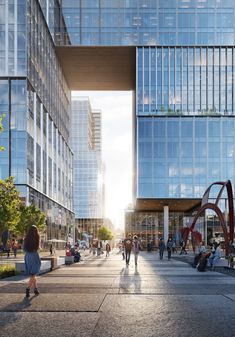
left=126, top=210, right=191, bottom=248
left=126, top=203, right=230, bottom=249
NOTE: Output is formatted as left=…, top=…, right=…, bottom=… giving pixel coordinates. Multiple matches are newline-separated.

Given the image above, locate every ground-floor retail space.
left=125, top=199, right=230, bottom=249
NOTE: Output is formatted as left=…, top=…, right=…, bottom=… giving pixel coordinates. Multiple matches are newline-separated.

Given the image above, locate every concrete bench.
left=15, top=260, right=51, bottom=274
left=41, top=256, right=65, bottom=270
left=58, top=257, right=65, bottom=266
left=214, top=258, right=228, bottom=267
left=207, top=257, right=228, bottom=267
left=41, top=257, right=58, bottom=270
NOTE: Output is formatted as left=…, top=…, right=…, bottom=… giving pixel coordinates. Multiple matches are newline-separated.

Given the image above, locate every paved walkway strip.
left=0, top=252, right=235, bottom=337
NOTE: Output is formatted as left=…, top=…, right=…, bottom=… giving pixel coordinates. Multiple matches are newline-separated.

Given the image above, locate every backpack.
left=167, top=241, right=173, bottom=250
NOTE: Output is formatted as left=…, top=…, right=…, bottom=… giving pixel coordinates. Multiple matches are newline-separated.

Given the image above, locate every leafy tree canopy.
left=98, top=226, right=113, bottom=241
left=0, top=176, right=21, bottom=235
left=16, top=204, right=46, bottom=236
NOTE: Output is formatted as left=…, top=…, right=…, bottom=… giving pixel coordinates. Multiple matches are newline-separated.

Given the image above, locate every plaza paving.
left=0, top=251, right=235, bottom=337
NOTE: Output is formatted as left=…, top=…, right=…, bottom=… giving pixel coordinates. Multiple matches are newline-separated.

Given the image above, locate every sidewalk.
left=0, top=250, right=235, bottom=337
left=0, top=248, right=92, bottom=266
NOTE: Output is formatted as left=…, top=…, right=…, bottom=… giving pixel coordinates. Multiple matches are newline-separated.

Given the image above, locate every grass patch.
left=0, top=265, right=19, bottom=279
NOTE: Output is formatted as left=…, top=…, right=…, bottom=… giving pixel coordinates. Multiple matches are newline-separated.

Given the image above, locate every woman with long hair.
left=24, top=225, right=41, bottom=298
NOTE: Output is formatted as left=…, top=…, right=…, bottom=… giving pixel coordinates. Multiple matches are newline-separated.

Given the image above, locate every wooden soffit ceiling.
left=56, top=46, right=136, bottom=91
left=135, top=199, right=201, bottom=212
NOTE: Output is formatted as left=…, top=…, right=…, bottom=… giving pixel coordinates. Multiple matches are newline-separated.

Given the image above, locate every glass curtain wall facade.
left=137, top=47, right=235, bottom=115
left=2, top=0, right=235, bottom=243
left=71, top=98, right=103, bottom=220
left=137, top=116, right=235, bottom=199
left=40, top=0, right=235, bottom=244
left=49, top=0, right=235, bottom=47
left=0, top=0, right=74, bottom=240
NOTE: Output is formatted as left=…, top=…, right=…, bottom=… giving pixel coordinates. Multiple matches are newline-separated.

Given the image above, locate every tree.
left=16, top=204, right=46, bottom=236
left=0, top=177, right=21, bottom=235
left=98, top=226, right=113, bottom=241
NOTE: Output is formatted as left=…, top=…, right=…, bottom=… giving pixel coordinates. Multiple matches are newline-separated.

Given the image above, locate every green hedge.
left=0, top=265, right=18, bottom=278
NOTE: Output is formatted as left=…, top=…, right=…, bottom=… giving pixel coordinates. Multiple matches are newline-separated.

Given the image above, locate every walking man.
left=167, top=238, right=173, bottom=260
left=132, top=235, right=141, bottom=265
left=123, top=234, right=133, bottom=266
left=106, top=242, right=111, bottom=257
left=159, top=238, right=165, bottom=260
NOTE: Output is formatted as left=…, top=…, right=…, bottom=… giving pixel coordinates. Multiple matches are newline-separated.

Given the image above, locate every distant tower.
left=71, top=97, right=104, bottom=219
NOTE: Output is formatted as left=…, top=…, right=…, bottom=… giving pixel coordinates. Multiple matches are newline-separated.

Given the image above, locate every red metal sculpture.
left=184, top=180, right=234, bottom=256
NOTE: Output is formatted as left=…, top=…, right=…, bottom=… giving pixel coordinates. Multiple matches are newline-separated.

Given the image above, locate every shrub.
left=0, top=265, right=18, bottom=278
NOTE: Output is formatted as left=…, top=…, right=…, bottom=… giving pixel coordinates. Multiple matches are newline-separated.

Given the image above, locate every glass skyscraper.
left=0, top=0, right=74, bottom=240
left=71, top=97, right=103, bottom=219
left=1, top=0, right=235, bottom=245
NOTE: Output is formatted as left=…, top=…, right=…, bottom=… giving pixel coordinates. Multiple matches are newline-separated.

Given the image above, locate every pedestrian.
left=208, top=242, right=222, bottom=269
left=132, top=235, right=141, bottom=265
left=49, top=243, right=53, bottom=255
left=147, top=240, right=152, bottom=252
left=198, top=241, right=206, bottom=254
left=11, top=239, right=17, bottom=258
left=24, top=225, right=41, bottom=298
left=179, top=240, right=187, bottom=255
left=97, top=240, right=102, bottom=256
left=5, top=240, right=10, bottom=258
left=106, top=242, right=111, bottom=257
left=121, top=241, right=125, bottom=260
left=193, top=241, right=207, bottom=268
left=172, top=240, right=176, bottom=253
left=166, top=238, right=173, bottom=260
left=123, top=234, right=133, bottom=266
left=92, top=242, right=96, bottom=255
left=159, top=238, right=165, bottom=260
left=229, top=240, right=235, bottom=255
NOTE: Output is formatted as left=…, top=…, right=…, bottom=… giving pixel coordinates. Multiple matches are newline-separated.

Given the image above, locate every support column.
left=164, top=206, right=169, bottom=243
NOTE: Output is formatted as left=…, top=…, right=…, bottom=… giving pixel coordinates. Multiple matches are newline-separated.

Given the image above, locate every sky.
left=72, top=91, right=133, bottom=230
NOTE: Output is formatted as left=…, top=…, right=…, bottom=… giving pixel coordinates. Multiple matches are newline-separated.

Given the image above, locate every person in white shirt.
left=208, top=242, right=222, bottom=268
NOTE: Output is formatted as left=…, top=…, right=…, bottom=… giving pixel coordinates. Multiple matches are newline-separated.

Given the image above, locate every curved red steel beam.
left=185, top=180, right=234, bottom=256
left=198, top=181, right=233, bottom=241
left=202, top=181, right=226, bottom=206
left=226, top=180, right=234, bottom=242
left=188, top=202, right=229, bottom=256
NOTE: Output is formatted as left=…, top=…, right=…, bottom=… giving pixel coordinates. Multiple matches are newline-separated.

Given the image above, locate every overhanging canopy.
left=56, top=46, right=136, bottom=90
